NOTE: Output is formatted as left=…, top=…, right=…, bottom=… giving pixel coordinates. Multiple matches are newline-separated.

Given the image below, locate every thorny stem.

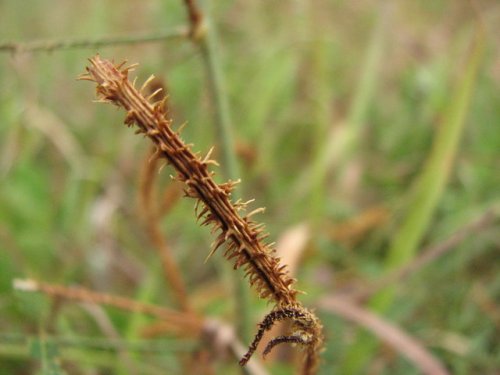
left=80, top=55, right=323, bottom=374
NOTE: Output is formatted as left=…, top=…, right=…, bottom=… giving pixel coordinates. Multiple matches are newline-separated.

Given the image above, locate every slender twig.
left=183, top=0, right=204, bottom=39
left=13, top=278, right=200, bottom=331
left=12, top=279, right=268, bottom=375
left=0, top=28, right=188, bottom=53
left=182, top=0, right=251, bottom=343
left=158, top=181, right=183, bottom=217
left=0, top=333, right=195, bottom=353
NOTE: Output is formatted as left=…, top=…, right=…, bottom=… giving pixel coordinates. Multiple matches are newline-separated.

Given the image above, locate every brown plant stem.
left=183, top=0, right=204, bottom=39
left=80, top=55, right=324, bottom=374
left=12, top=279, right=269, bottom=375
left=158, top=182, right=183, bottom=217
left=13, top=278, right=200, bottom=332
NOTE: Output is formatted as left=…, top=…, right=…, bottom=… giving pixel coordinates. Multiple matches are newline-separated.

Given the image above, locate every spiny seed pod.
left=80, top=55, right=323, bottom=374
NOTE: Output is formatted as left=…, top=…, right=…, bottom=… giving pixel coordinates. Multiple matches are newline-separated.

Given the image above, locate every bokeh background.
left=0, top=1, right=499, bottom=374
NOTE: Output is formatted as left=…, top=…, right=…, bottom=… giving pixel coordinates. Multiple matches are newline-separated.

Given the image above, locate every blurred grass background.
left=0, top=1, right=499, bottom=374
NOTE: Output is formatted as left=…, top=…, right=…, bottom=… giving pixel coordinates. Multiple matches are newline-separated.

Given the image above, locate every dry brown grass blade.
left=318, top=295, right=450, bottom=375
left=327, top=206, right=390, bottom=247
left=12, top=278, right=268, bottom=375
left=13, top=278, right=200, bottom=331
left=80, top=55, right=324, bottom=374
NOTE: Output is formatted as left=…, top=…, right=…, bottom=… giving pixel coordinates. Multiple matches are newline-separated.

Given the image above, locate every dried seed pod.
left=80, top=55, right=323, bottom=374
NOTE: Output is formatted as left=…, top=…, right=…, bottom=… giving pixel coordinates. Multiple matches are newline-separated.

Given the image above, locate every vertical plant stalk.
left=181, top=0, right=251, bottom=342
left=80, top=55, right=324, bottom=375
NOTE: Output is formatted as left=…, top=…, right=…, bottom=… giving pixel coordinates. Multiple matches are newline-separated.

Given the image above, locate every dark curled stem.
left=239, top=307, right=307, bottom=366
left=263, top=335, right=306, bottom=357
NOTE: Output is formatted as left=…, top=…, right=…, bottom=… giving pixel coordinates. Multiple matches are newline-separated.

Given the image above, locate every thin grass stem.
left=0, top=28, right=188, bottom=53
left=182, top=0, right=251, bottom=344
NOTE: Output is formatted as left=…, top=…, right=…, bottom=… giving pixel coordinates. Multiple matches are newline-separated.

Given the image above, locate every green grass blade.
left=341, top=26, right=485, bottom=375
left=376, top=29, right=485, bottom=310
left=334, top=4, right=391, bottom=172
left=30, top=333, right=65, bottom=375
